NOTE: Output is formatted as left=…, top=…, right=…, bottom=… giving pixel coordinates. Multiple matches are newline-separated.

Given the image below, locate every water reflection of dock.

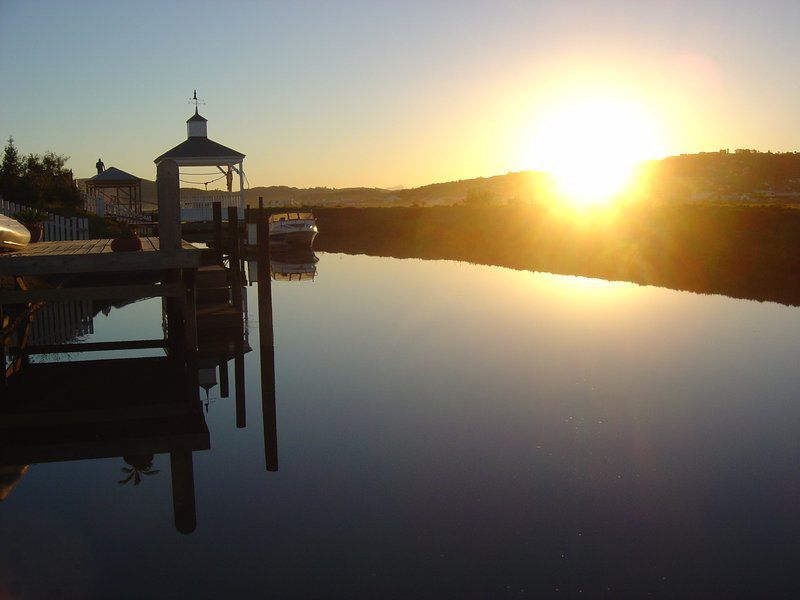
left=0, top=353, right=209, bottom=533
left=0, top=193, right=281, bottom=532
left=26, top=299, right=94, bottom=346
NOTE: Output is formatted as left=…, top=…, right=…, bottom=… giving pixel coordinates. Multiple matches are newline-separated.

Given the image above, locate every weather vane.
left=189, top=89, right=206, bottom=110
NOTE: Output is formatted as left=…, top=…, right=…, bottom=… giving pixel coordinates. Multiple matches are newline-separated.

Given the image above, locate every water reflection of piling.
left=170, top=450, right=197, bottom=535
left=218, top=356, right=229, bottom=398
left=257, top=220, right=278, bottom=471
left=227, top=206, right=243, bottom=312
left=0, top=307, right=6, bottom=389
left=235, top=335, right=246, bottom=428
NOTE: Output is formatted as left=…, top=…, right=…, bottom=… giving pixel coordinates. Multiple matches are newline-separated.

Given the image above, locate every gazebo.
left=154, top=106, right=246, bottom=221
left=85, top=166, right=143, bottom=213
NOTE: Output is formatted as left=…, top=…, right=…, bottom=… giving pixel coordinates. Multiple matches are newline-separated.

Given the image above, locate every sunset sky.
left=1, top=0, right=798, bottom=189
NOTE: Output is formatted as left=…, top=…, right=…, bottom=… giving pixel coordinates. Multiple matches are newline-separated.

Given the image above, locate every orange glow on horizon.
left=520, top=88, right=667, bottom=210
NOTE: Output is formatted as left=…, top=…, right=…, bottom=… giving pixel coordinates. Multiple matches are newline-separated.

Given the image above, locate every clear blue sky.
left=1, top=0, right=798, bottom=188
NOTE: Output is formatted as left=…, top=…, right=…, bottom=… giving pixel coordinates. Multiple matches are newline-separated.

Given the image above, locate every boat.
left=268, top=211, right=318, bottom=250
left=246, top=251, right=318, bottom=282
left=0, top=214, right=31, bottom=251
left=271, top=251, right=318, bottom=282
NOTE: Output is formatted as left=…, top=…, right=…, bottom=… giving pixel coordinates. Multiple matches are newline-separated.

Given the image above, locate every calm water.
left=2, top=253, right=800, bottom=598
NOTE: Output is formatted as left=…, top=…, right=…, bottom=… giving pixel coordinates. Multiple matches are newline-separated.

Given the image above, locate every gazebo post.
left=238, top=160, right=245, bottom=215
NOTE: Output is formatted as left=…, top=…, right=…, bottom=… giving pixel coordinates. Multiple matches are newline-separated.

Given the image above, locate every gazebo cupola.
left=187, top=109, right=208, bottom=138
left=154, top=92, right=246, bottom=219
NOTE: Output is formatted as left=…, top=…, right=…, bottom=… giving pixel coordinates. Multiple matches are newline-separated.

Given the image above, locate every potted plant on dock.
left=14, top=207, right=48, bottom=243
left=110, top=223, right=142, bottom=252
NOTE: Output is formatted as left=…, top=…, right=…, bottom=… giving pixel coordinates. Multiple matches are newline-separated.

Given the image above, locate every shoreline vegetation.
left=312, top=204, right=800, bottom=307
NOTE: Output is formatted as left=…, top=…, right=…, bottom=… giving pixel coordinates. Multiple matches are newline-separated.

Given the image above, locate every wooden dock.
left=0, top=236, right=203, bottom=364
left=0, top=237, right=199, bottom=276
left=0, top=164, right=279, bottom=531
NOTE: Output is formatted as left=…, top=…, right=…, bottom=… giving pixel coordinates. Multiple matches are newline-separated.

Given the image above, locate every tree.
left=1, top=136, right=21, bottom=179
left=0, top=136, right=22, bottom=200
left=0, top=141, right=81, bottom=209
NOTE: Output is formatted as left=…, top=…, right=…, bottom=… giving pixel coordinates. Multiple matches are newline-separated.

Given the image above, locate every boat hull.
left=0, top=215, right=31, bottom=251
left=269, top=230, right=317, bottom=250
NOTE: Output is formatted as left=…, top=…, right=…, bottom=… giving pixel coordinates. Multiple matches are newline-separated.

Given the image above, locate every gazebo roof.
left=88, top=167, right=141, bottom=183
left=187, top=109, right=207, bottom=123
left=154, top=137, right=245, bottom=165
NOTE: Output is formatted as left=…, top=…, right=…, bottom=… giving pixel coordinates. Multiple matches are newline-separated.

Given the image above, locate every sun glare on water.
left=526, top=92, right=663, bottom=209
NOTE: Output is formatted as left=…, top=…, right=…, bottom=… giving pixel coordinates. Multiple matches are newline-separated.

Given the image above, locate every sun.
left=525, top=92, right=663, bottom=209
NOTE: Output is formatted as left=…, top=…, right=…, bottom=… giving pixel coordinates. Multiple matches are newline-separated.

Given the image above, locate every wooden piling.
left=182, top=269, right=197, bottom=353
left=170, top=450, right=197, bottom=534
left=159, top=160, right=192, bottom=357
left=256, top=221, right=273, bottom=337
left=157, top=160, right=181, bottom=251
left=227, top=206, right=243, bottom=311
left=212, top=201, right=223, bottom=265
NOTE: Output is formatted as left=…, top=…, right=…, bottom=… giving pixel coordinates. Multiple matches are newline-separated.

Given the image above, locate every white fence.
left=0, top=198, right=90, bottom=241
left=181, top=193, right=244, bottom=222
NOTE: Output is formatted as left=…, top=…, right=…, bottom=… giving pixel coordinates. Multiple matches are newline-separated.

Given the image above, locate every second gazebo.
left=85, top=166, right=143, bottom=213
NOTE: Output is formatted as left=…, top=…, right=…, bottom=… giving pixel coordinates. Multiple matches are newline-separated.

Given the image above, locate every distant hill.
left=80, top=150, right=800, bottom=210
left=395, top=171, right=548, bottom=206
left=84, top=173, right=546, bottom=209
left=111, top=180, right=397, bottom=209
left=640, top=150, right=800, bottom=203
left=125, top=171, right=549, bottom=209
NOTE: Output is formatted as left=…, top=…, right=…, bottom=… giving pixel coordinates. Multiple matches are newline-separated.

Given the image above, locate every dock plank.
left=84, top=239, right=104, bottom=254
left=0, top=237, right=201, bottom=276
left=0, top=283, right=185, bottom=304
